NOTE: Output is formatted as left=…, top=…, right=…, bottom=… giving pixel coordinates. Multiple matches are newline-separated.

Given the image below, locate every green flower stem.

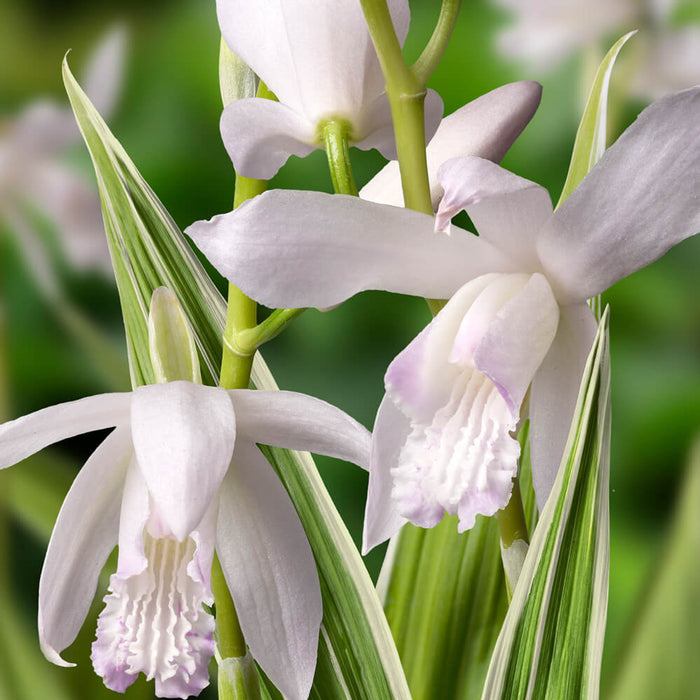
left=360, top=0, right=460, bottom=216
left=212, top=555, right=247, bottom=659
left=215, top=162, right=268, bottom=700
left=234, top=308, right=307, bottom=355
left=411, top=0, right=462, bottom=87
left=321, top=119, right=358, bottom=196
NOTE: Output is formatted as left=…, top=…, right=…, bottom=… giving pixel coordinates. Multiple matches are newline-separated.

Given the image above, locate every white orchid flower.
left=495, top=0, right=700, bottom=99
left=0, top=27, right=125, bottom=284
left=0, top=380, right=370, bottom=699
left=188, top=87, right=700, bottom=552
left=215, top=0, right=443, bottom=179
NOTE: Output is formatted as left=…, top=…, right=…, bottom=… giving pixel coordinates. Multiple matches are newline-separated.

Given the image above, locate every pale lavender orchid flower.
left=495, top=0, right=700, bottom=99
left=188, top=87, right=700, bottom=552
left=0, top=27, right=125, bottom=286
left=216, top=0, right=443, bottom=179
left=0, top=381, right=370, bottom=699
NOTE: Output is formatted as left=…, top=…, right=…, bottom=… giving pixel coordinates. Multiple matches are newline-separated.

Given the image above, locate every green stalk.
left=234, top=308, right=306, bottom=355
left=215, top=148, right=268, bottom=700
left=321, top=119, right=358, bottom=196
left=497, top=483, right=529, bottom=549
left=359, top=0, right=461, bottom=215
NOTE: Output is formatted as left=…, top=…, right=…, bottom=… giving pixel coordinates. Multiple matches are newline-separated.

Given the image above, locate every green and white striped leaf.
left=557, top=32, right=635, bottom=208
left=482, top=308, right=611, bottom=700
left=608, top=436, right=700, bottom=700
left=379, top=515, right=508, bottom=699
left=63, top=60, right=409, bottom=700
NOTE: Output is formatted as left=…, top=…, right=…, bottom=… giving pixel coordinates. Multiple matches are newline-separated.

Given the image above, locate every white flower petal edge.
left=360, top=81, right=542, bottom=208
left=39, top=427, right=132, bottom=666
left=216, top=0, right=416, bottom=177
left=0, top=392, right=131, bottom=469
left=230, top=389, right=370, bottom=469
left=186, top=191, right=513, bottom=309
left=216, top=441, right=322, bottom=700
left=538, top=87, right=700, bottom=304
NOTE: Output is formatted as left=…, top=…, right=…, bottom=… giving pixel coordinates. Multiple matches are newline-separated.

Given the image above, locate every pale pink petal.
left=360, top=81, right=542, bottom=208
left=216, top=441, right=322, bottom=700
left=130, top=382, right=236, bottom=541
left=362, top=395, right=409, bottom=553
left=220, top=98, right=316, bottom=180
left=28, top=161, right=111, bottom=275
left=187, top=191, right=513, bottom=309
left=39, top=426, right=132, bottom=666
left=529, top=302, right=598, bottom=509
left=384, top=273, right=558, bottom=534
left=0, top=393, right=131, bottom=470
left=229, top=389, right=370, bottom=469
left=437, top=156, right=553, bottom=269
left=474, top=272, right=560, bottom=414
left=538, top=87, right=700, bottom=303
left=81, top=25, right=128, bottom=121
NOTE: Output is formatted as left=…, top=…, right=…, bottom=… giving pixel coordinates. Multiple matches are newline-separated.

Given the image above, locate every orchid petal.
left=187, top=191, right=513, bottom=309
left=113, top=460, right=151, bottom=579
left=360, top=81, right=542, bottom=208
left=217, top=441, right=322, bottom=700
left=130, top=382, right=236, bottom=541
left=39, top=426, right=132, bottom=666
left=216, top=0, right=407, bottom=127
left=28, top=161, right=111, bottom=274
left=474, top=272, right=560, bottom=414
left=362, top=395, right=409, bottom=553
left=538, top=87, right=700, bottom=303
left=81, top=25, right=127, bottom=121
left=230, top=389, right=370, bottom=469
left=437, top=156, right=553, bottom=269
left=0, top=392, right=131, bottom=470
left=220, top=98, right=316, bottom=180
left=386, top=274, right=500, bottom=423
left=529, top=302, right=598, bottom=509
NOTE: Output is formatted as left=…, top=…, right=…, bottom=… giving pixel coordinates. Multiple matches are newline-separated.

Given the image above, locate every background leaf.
left=607, top=435, right=700, bottom=700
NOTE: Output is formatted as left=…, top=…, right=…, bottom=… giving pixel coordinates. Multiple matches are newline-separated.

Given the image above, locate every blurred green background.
left=0, top=0, right=698, bottom=698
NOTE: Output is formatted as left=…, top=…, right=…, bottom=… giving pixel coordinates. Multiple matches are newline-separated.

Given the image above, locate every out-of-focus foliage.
left=0, top=0, right=698, bottom=697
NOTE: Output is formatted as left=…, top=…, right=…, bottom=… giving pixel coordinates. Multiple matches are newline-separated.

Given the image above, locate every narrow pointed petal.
left=217, top=441, right=322, bottom=700
left=0, top=392, right=131, bottom=470
left=229, top=389, right=370, bottom=469
left=187, top=191, right=513, bottom=309
left=81, top=25, right=127, bottom=120
left=363, top=395, right=409, bottom=553
left=529, top=303, right=598, bottom=509
left=39, top=426, right=132, bottom=665
left=538, top=87, right=700, bottom=303
left=360, top=81, right=542, bottom=208
left=220, top=98, right=316, bottom=180
left=437, top=156, right=553, bottom=269
left=130, top=382, right=236, bottom=541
